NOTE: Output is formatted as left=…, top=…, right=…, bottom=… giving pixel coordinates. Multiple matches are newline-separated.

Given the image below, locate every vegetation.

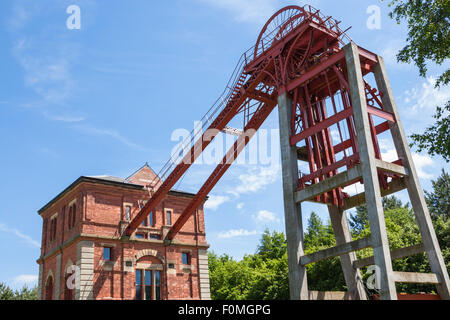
left=383, top=0, right=450, bottom=161
left=209, top=170, right=450, bottom=299
left=0, top=282, right=38, bottom=300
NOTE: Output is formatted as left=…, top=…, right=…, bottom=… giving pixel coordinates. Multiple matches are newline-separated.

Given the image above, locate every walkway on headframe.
left=125, top=5, right=358, bottom=240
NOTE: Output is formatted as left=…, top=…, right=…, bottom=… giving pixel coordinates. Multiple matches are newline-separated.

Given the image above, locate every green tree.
left=0, top=282, right=15, bottom=300
left=350, top=195, right=407, bottom=235
left=384, top=0, right=450, bottom=160
left=0, top=282, right=38, bottom=300
left=349, top=205, right=368, bottom=234
left=256, top=229, right=287, bottom=261
left=425, top=169, right=450, bottom=221
left=208, top=190, right=450, bottom=299
left=303, top=213, right=345, bottom=291
left=304, top=212, right=335, bottom=248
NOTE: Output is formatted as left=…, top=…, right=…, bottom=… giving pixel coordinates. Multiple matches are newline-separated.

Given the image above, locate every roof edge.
left=37, top=176, right=201, bottom=215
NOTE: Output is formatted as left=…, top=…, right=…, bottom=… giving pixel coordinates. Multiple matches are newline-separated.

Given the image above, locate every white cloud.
left=0, top=223, right=40, bottom=248
left=379, top=137, right=434, bottom=179
left=412, top=153, right=434, bottom=179
left=13, top=274, right=38, bottom=286
left=236, top=202, right=244, bottom=210
left=380, top=39, right=411, bottom=70
left=229, top=165, right=280, bottom=196
left=342, top=182, right=365, bottom=196
left=12, top=37, right=76, bottom=108
left=204, top=195, right=230, bottom=211
left=403, top=77, right=450, bottom=113
left=379, top=138, right=399, bottom=162
left=252, top=210, right=278, bottom=223
left=43, top=111, right=85, bottom=123
left=218, top=229, right=260, bottom=239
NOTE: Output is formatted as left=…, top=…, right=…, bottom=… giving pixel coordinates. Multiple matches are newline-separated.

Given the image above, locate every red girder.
left=125, top=5, right=352, bottom=239
left=290, top=106, right=353, bottom=146
left=167, top=98, right=278, bottom=240
left=125, top=76, right=260, bottom=236
left=126, top=4, right=398, bottom=240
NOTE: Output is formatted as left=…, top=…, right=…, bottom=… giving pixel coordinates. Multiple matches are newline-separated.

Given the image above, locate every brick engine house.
left=36, top=164, right=211, bottom=300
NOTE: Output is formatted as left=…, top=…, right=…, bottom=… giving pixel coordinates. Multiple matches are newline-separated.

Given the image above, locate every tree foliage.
left=208, top=190, right=450, bottom=299
left=208, top=230, right=289, bottom=300
left=386, top=0, right=450, bottom=85
left=0, top=282, right=38, bottom=300
left=384, top=0, right=450, bottom=160
left=425, top=169, right=450, bottom=221
left=410, top=101, right=450, bottom=161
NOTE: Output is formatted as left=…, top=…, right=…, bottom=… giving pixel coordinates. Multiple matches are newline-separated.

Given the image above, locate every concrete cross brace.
left=343, top=178, right=407, bottom=210
left=392, top=272, right=440, bottom=284
left=300, top=237, right=371, bottom=266
left=353, top=243, right=424, bottom=269
left=295, top=165, right=363, bottom=203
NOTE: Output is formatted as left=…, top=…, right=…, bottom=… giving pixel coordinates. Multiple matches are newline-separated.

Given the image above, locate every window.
left=155, top=271, right=161, bottom=300
left=72, top=204, right=76, bottom=227
left=166, top=210, right=172, bottom=226
left=149, top=234, right=160, bottom=240
left=182, top=252, right=190, bottom=265
left=103, top=247, right=112, bottom=261
left=68, top=203, right=77, bottom=230
left=46, top=276, right=54, bottom=300
left=144, top=270, right=152, bottom=301
left=149, top=211, right=155, bottom=227
left=125, top=205, right=131, bottom=221
left=68, top=206, right=72, bottom=229
left=135, top=233, right=146, bottom=239
left=49, top=217, right=57, bottom=242
left=61, top=206, right=66, bottom=231
left=64, top=272, right=74, bottom=300
left=141, top=217, right=147, bottom=227
left=135, top=270, right=142, bottom=300
left=135, top=269, right=162, bottom=300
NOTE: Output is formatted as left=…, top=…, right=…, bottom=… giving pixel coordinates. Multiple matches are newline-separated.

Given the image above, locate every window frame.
left=103, top=247, right=112, bottom=261
left=135, top=269, right=162, bottom=300
left=135, top=269, right=142, bottom=300
left=125, top=205, right=131, bottom=221
left=182, top=252, right=190, bottom=265
left=49, top=217, right=57, bottom=242
left=166, top=210, right=172, bottom=226
left=144, top=270, right=152, bottom=301
left=149, top=211, right=155, bottom=227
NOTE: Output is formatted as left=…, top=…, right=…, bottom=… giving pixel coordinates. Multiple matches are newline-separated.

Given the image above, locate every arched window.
left=45, top=276, right=54, bottom=300
left=72, top=204, right=76, bottom=227
left=64, top=273, right=74, bottom=300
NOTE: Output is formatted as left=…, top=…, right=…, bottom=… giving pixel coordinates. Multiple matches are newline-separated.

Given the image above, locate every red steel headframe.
left=126, top=5, right=398, bottom=240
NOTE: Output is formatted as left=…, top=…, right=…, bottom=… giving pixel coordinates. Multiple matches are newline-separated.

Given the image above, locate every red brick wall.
left=38, top=178, right=209, bottom=300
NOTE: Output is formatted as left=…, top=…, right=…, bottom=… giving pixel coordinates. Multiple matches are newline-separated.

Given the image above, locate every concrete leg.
left=374, top=56, right=450, bottom=299
left=344, top=42, right=397, bottom=300
left=278, top=93, right=309, bottom=300
left=328, top=205, right=367, bottom=300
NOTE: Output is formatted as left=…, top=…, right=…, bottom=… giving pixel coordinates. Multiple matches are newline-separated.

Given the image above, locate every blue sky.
left=0, top=0, right=449, bottom=289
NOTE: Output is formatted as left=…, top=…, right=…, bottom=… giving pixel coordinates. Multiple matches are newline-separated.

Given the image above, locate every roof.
left=37, top=167, right=198, bottom=215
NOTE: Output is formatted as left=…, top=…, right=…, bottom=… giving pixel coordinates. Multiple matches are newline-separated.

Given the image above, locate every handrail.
left=148, top=4, right=351, bottom=187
